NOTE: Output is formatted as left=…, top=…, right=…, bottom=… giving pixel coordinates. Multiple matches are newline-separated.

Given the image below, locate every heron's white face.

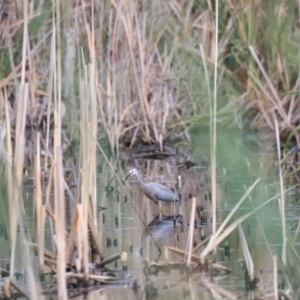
left=124, top=168, right=139, bottom=181
left=128, top=168, right=139, bottom=175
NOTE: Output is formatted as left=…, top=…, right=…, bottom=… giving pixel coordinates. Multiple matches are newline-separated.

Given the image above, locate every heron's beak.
left=123, top=171, right=134, bottom=182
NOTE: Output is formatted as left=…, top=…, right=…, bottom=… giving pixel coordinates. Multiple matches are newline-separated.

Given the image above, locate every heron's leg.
left=159, top=202, right=162, bottom=215
left=179, top=196, right=182, bottom=215
left=173, top=197, right=176, bottom=217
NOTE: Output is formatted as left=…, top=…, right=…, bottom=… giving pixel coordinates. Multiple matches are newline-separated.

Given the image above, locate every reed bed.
left=0, top=0, right=300, bottom=298
left=2, top=1, right=300, bottom=157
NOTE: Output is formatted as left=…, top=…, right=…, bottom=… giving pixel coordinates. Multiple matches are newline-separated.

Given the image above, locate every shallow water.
left=93, top=128, right=300, bottom=299
left=1, top=127, right=300, bottom=298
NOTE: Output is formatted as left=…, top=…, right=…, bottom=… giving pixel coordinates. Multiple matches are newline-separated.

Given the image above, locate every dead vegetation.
left=1, top=1, right=299, bottom=159
left=0, top=0, right=300, bottom=298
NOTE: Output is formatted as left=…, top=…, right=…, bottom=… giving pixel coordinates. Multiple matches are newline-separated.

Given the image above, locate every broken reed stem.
left=187, top=196, right=196, bottom=267
left=275, top=119, right=286, bottom=266
left=238, top=225, right=254, bottom=281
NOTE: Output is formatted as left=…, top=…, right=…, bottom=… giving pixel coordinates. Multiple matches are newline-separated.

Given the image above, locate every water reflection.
left=143, top=214, right=183, bottom=240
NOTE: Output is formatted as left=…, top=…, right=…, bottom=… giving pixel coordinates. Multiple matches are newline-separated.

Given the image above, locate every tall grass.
left=0, top=0, right=300, bottom=297
left=1, top=1, right=299, bottom=155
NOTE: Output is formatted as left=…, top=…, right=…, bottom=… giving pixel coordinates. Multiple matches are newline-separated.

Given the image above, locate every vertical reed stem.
left=211, top=0, right=219, bottom=237
left=275, top=119, right=286, bottom=266
left=187, top=196, right=196, bottom=266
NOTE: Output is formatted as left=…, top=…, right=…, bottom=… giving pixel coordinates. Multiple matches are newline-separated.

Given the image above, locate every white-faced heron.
left=124, top=168, right=180, bottom=213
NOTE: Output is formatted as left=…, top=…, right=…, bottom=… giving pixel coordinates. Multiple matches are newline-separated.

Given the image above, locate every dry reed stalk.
left=28, top=242, right=56, bottom=260
left=187, top=196, right=196, bottom=266
left=4, top=279, right=10, bottom=298
left=45, top=21, right=55, bottom=171
left=273, top=255, right=278, bottom=300
left=94, top=0, right=190, bottom=152
left=53, top=0, right=67, bottom=296
left=121, top=5, right=150, bottom=141
left=238, top=225, right=254, bottom=281
left=277, top=258, right=294, bottom=297
left=88, top=219, right=105, bottom=261
left=45, top=164, right=54, bottom=208
left=76, top=204, right=87, bottom=274
left=65, top=206, right=79, bottom=263
left=9, top=84, right=28, bottom=280
left=98, top=252, right=125, bottom=267
left=7, top=2, right=39, bottom=291
left=78, top=63, right=99, bottom=271
left=10, top=280, right=30, bottom=299
left=249, top=45, right=289, bottom=126
left=20, top=0, right=28, bottom=86
left=35, top=132, right=46, bottom=266
left=166, top=247, right=200, bottom=264
left=66, top=273, right=116, bottom=283
left=275, top=119, right=287, bottom=266
left=210, top=263, right=230, bottom=272
left=53, top=143, right=67, bottom=299
left=211, top=0, right=219, bottom=238
left=4, top=89, right=14, bottom=277
left=207, top=284, right=237, bottom=300
left=87, top=64, right=98, bottom=227
left=192, top=236, right=210, bottom=254
left=4, top=87, right=39, bottom=297
left=287, top=239, right=300, bottom=262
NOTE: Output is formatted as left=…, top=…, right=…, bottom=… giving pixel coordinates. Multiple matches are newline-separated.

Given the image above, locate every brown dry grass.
left=1, top=1, right=299, bottom=157
left=0, top=0, right=300, bottom=298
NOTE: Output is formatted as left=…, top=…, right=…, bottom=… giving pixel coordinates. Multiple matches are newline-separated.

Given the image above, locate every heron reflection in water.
left=123, top=168, right=181, bottom=214
left=145, top=214, right=183, bottom=240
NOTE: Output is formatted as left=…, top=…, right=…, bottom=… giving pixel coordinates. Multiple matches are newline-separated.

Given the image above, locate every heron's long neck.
left=135, top=170, right=144, bottom=185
